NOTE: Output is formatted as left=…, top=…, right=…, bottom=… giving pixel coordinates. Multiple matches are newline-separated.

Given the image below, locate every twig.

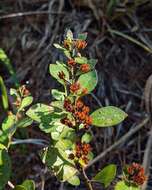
left=0, top=11, right=65, bottom=20
left=8, top=181, right=14, bottom=189
left=82, top=168, right=94, bottom=190
left=59, top=182, right=64, bottom=190
left=11, top=138, right=49, bottom=146
left=90, top=92, right=102, bottom=107
left=86, top=117, right=149, bottom=169
left=142, top=122, right=152, bottom=190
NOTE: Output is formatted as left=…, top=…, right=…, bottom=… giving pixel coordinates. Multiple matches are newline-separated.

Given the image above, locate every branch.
left=0, top=11, right=65, bottom=20
left=82, top=168, right=94, bottom=190
left=86, top=117, right=149, bottom=169
left=142, top=122, right=152, bottom=190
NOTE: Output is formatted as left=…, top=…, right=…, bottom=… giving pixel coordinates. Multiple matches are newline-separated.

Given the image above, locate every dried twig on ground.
left=86, top=117, right=149, bottom=169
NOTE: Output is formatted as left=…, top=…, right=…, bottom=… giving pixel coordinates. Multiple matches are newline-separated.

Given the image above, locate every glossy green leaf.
left=93, top=164, right=117, bottom=187
left=78, top=33, right=87, bottom=40
left=81, top=133, right=92, bottom=143
left=41, top=147, right=63, bottom=169
left=0, top=76, right=8, bottom=110
left=0, top=48, right=19, bottom=87
left=87, top=151, right=94, bottom=161
left=115, top=181, right=140, bottom=190
left=0, top=130, right=8, bottom=146
left=66, top=29, right=73, bottom=40
left=38, top=114, right=65, bottom=133
left=0, top=149, right=11, bottom=189
left=53, top=44, right=65, bottom=50
left=26, top=103, right=54, bottom=123
left=51, top=131, right=60, bottom=140
left=78, top=70, right=98, bottom=92
left=58, top=164, right=77, bottom=182
left=16, top=117, right=33, bottom=128
left=49, top=64, right=69, bottom=85
left=0, top=143, right=7, bottom=150
left=2, top=114, right=16, bottom=136
left=21, top=180, right=35, bottom=190
left=10, top=88, right=20, bottom=99
left=55, top=139, right=72, bottom=151
left=19, top=96, right=33, bottom=111
left=88, top=59, right=97, bottom=69
left=51, top=101, right=63, bottom=110
left=67, top=175, right=80, bottom=186
left=91, top=106, right=127, bottom=127
left=75, top=57, right=88, bottom=64
left=14, top=185, right=26, bottom=190
left=51, top=89, right=65, bottom=101
left=53, top=44, right=71, bottom=58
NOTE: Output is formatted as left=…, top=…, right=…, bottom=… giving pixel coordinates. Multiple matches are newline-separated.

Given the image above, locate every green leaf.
left=54, top=44, right=64, bottom=49
left=78, top=70, right=98, bottom=92
left=91, top=106, right=127, bottom=127
left=75, top=57, right=88, bottom=64
left=88, top=59, right=97, bottom=69
left=0, top=143, right=7, bottom=150
left=21, top=180, right=35, bottom=190
left=66, top=29, right=73, bottom=40
left=0, top=76, right=8, bottom=110
left=0, top=130, right=8, bottom=146
left=19, top=96, right=33, bottom=111
left=10, top=88, right=20, bottom=99
left=55, top=139, right=73, bottom=151
left=58, top=164, right=77, bottom=182
left=16, top=117, right=33, bottom=128
left=67, top=175, right=80, bottom=186
left=38, top=114, right=65, bottom=133
left=93, top=164, right=117, bottom=188
left=49, top=64, right=69, bottom=85
left=0, top=48, right=19, bottom=87
left=51, top=89, right=65, bottom=101
left=41, top=147, right=63, bottom=169
left=81, top=133, right=92, bottom=143
left=0, top=149, right=11, bottom=189
left=40, top=144, right=77, bottom=183
left=2, top=114, right=16, bottom=136
left=53, top=44, right=71, bottom=58
left=78, top=33, right=87, bottom=40
left=26, top=103, right=54, bottom=123
left=51, top=101, right=63, bottom=110
left=14, top=185, right=26, bottom=190
left=115, top=181, right=140, bottom=190
left=87, top=151, right=94, bottom=161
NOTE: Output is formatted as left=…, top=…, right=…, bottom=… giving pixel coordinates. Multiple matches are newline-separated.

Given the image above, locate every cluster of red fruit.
left=61, top=98, right=92, bottom=129
left=75, top=141, right=92, bottom=164
left=64, top=38, right=87, bottom=50
left=67, top=58, right=91, bottom=73
left=126, top=163, right=147, bottom=186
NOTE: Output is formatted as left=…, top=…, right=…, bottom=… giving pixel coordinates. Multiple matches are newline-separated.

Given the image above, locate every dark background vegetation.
left=1, top=0, right=152, bottom=189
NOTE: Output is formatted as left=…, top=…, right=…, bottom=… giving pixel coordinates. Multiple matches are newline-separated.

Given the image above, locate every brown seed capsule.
left=68, top=153, right=75, bottom=160
left=64, top=99, right=74, bottom=112
left=127, top=163, right=147, bottom=185
left=60, top=117, right=73, bottom=128
left=68, top=59, right=76, bottom=66
left=75, top=40, right=87, bottom=49
left=70, top=82, right=80, bottom=94
left=81, top=88, right=88, bottom=95
left=80, top=64, right=90, bottom=73
left=76, top=99, right=84, bottom=109
left=58, top=71, right=65, bottom=80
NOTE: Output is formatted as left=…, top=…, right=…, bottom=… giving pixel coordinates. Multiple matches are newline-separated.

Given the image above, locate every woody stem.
left=82, top=168, right=94, bottom=190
